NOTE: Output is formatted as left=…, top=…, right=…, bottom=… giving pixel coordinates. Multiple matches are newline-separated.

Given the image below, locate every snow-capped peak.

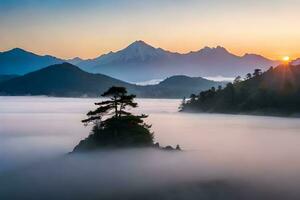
left=97, top=40, right=170, bottom=63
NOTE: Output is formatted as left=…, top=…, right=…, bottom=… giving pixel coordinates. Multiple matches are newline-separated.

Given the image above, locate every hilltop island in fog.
left=181, top=64, right=300, bottom=116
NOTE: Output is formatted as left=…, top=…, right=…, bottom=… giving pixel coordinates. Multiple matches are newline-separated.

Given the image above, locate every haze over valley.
left=2, top=97, right=300, bottom=200
left=1, top=1, right=300, bottom=199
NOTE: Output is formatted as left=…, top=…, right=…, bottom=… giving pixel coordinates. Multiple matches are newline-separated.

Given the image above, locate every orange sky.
left=1, top=0, right=300, bottom=60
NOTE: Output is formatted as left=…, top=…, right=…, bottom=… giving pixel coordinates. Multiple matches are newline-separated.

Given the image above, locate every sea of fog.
left=1, top=96, right=300, bottom=199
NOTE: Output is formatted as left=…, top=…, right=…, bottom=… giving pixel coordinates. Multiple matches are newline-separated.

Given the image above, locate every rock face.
left=161, top=145, right=181, bottom=151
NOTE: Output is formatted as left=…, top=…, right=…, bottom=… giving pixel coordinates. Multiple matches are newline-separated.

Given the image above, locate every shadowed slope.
left=181, top=64, right=300, bottom=116
left=0, top=48, right=63, bottom=74
left=0, top=63, right=223, bottom=98
left=0, top=63, right=131, bottom=96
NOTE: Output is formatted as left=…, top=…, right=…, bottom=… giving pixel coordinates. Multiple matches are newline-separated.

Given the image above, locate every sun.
left=282, top=56, right=290, bottom=62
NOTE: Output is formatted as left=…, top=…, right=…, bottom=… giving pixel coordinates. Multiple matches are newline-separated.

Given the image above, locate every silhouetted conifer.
left=73, top=86, right=154, bottom=152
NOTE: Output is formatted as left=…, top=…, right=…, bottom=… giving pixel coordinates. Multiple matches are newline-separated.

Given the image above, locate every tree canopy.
left=82, top=86, right=139, bottom=124
left=73, top=86, right=154, bottom=152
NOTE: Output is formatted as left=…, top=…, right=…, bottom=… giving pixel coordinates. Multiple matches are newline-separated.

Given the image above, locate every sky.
left=0, top=0, right=300, bottom=60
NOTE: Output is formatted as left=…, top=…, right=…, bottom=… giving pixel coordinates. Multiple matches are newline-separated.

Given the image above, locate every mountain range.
left=0, top=48, right=64, bottom=75
left=0, top=63, right=224, bottom=98
left=0, top=41, right=282, bottom=82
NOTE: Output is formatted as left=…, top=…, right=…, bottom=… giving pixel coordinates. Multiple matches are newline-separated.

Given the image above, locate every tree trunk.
left=114, top=96, right=118, bottom=117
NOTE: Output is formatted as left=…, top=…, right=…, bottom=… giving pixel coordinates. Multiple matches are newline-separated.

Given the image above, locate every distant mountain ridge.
left=0, top=42, right=280, bottom=81
left=0, top=48, right=64, bottom=75
left=95, top=40, right=175, bottom=63
left=0, top=63, right=224, bottom=98
left=76, top=41, right=279, bottom=82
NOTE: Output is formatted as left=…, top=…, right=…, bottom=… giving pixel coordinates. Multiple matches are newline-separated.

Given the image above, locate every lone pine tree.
left=73, top=86, right=154, bottom=151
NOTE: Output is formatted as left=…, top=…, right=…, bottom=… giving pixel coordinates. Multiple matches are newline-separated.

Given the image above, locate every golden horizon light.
left=1, top=1, right=300, bottom=59
left=282, top=56, right=290, bottom=62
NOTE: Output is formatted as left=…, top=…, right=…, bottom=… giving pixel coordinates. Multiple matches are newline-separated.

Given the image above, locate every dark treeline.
left=181, top=64, right=300, bottom=116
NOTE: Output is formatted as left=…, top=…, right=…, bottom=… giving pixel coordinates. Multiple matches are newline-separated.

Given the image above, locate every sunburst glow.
left=282, top=56, right=290, bottom=62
